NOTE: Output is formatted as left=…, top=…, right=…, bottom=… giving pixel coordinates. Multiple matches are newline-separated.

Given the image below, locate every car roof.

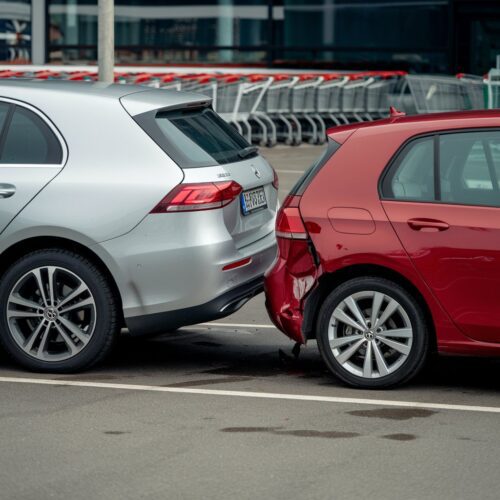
left=0, top=79, right=147, bottom=98
left=327, top=109, right=500, bottom=143
left=0, top=79, right=209, bottom=115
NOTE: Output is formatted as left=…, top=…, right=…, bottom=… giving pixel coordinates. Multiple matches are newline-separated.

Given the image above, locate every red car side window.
left=381, top=137, right=434, bottom=202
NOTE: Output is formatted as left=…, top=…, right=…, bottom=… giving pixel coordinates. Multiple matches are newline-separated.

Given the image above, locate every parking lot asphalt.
left=1, top=145, right=500, bottom=500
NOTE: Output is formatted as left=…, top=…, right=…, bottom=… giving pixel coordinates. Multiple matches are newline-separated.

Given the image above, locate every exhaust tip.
left=220, top=296, right=251, bottom=314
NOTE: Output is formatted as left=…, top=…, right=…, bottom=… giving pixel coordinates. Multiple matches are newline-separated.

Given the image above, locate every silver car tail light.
left=150, top=181, right=243, bottom=213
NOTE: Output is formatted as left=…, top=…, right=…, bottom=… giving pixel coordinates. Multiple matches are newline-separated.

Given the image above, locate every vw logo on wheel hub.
left=43, top=307, right=58, bottom=321
left=364, top=330, right=375, bottom=340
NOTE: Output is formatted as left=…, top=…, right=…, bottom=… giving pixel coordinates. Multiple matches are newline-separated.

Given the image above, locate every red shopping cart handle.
left=35, top=71, right=59, bottom=79
left=322, top=73, right=343, bottom=80
left=68, top=72, right=96, bottom=81
left=248, top=74, right=269, bottom=82
left=0, top=70, right=26, bottom=78
left=196, top=75, right=214, bottom=83
left=273, top=74, right=292, bottom=81
left=134, top=73, right=155, bottom=83
left=161, top=74, right=177, bottom=83
left=221, top=75, right=241, bottom=83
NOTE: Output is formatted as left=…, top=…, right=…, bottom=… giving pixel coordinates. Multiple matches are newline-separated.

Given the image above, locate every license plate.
left=240, top=187, right=267, bottom=215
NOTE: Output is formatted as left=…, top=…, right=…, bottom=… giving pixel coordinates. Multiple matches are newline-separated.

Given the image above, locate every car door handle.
left=407, top=218, right=449, bottom=232
left=0, top=184, right=15, bottom=199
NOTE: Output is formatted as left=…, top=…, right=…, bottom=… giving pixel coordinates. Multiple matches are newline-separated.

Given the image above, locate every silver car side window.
left=0, top=105, right=62, bottom=165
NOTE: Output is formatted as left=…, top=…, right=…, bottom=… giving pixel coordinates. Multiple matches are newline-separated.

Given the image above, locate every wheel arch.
left=0, top=236, right=123, bottom=324
left=302, top=263, right=436, bottom=349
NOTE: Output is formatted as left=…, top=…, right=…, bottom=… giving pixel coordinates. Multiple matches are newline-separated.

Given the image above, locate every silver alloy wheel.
left=6, top=266, right=97, bottom=362
left=328, top=291, right=413, bottom=379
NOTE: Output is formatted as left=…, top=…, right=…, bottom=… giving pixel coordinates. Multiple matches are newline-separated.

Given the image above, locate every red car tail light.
left=151, top=181, right=243, bottom=213
left=276, top=195, right=308, bottom=239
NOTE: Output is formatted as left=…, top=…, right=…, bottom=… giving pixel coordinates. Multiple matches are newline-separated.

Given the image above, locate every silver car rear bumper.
left=98, top=211, right=277, bottom=336
left=126, top=274, right=264, bottom=336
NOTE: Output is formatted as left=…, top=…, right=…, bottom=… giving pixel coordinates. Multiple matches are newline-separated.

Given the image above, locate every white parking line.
left=200, top=322, right=276, bottom=329
left=276, top=169, right=304, bottom=174
left=0, top=376, right=499, bottom=414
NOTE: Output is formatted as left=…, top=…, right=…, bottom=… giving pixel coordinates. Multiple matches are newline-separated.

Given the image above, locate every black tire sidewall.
left=316, top=277, right=428, bottom=389
left=0, top=250, right=118, bottom=373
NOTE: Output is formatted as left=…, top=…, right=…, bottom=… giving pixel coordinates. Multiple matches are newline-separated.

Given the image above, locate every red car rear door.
left=381, top=130, right=500, bottom=344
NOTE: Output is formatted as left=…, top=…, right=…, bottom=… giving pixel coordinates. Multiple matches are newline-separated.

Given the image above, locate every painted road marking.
left=200, top=322, right=276, bottom=329
left=1, top=376, right=499, bottom=414
left=276, top=169, right=303, bottom=174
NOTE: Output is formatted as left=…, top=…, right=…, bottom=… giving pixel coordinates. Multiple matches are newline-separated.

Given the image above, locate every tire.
left=0, top=249, right=120, bottom=373
left=316, top=277, right=428, bottom=389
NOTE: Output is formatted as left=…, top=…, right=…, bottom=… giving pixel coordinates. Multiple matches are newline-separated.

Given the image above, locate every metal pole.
left=31, top=0, right=47, bottom=65
left=98, top=0, right=114, bottom=83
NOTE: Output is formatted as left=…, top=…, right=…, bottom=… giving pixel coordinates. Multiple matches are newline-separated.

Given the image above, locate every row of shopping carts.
left=0, top=68, right=490, bottom=146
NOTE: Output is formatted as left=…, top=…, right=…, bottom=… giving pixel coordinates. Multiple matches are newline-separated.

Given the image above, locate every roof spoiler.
left=120, top=89, right=211, bottom=117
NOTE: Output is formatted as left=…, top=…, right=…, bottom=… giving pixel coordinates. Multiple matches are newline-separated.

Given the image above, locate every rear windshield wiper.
left=238, top=146, right=258, bottom=159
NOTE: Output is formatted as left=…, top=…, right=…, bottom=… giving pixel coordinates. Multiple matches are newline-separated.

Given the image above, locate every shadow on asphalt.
left=0, top=328, right=499, bottom=393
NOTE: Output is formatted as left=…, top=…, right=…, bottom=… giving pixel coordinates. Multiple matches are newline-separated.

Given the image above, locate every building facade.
left=1, top=0, right=499, bottom=75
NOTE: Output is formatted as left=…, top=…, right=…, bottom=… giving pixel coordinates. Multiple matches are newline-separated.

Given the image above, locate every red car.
left=265, top=109, right=500, bottom=388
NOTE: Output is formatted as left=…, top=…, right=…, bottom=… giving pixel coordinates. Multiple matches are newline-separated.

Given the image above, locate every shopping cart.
left=214, top=75, right=248, bottom=136
left=179, top=74, right=217, bottom=103
left=233, top=74, right=273, bottom=145
left=364, top=72, right=403, bottom=120
left=249, top=76, right=277, bottom=147
left=456, top=73, right=486, bottom=109
left=315, top=74, right=349, bottom=128
left=133, top=72, right=156, bottom=85
left=402, top=74, right=471, bottom=113
left=485, top=69, right=500, bottom=109
left=258, top=75, right=300, bottom=145
left=339, top=74, right=375, bottom=123
left=157, top=74, right=182, bottom=91
left=289, top=75, right=325, bottom=144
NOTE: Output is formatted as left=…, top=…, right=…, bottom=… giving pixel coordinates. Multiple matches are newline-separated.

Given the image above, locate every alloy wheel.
left=6, top=266, right=97, bottom=362
left=328, top=291, right=413, bottom=379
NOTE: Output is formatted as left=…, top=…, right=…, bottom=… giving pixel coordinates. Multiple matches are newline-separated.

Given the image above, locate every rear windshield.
left=290, top=139, right=341, bottom=195
left=151, top=107, right=256, bottom=168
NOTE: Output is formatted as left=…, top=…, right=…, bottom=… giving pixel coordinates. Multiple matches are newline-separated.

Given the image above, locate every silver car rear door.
left=0, top=99, right=66, bottom=234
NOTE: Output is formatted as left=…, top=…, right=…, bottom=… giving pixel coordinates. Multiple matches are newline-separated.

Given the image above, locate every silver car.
left=0, top=80, right=278, bottom=372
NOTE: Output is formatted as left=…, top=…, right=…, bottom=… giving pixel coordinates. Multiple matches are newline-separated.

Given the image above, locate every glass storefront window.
left=0, top=0, right=31, bottom=62
left=47, top=0, right=452, bottom=71
left=277, top=0, right=449, bottom=71
left=47, top=0, right=500, bottom=74
left=280, top=0, right=448, bottom=50
left=48, top=0, right=270, bottom=65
